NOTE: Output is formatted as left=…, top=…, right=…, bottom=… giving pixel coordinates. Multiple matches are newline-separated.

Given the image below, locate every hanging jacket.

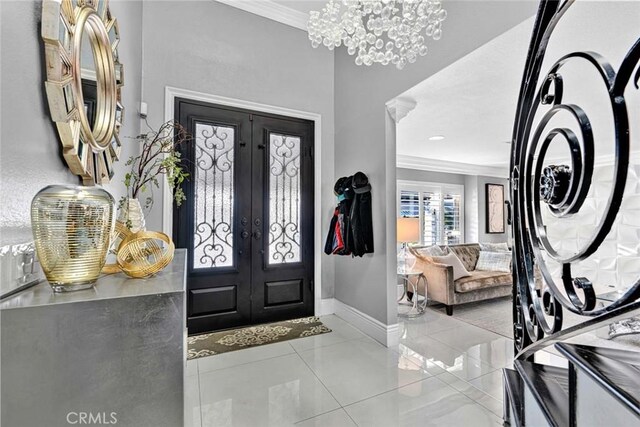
left=339, top=176, right=355, bottom=254
left=324, top=177, right=352, bottom=255
left=324, top=173, right=374, bottom=257
left=350, top=172, right=374, bottom=256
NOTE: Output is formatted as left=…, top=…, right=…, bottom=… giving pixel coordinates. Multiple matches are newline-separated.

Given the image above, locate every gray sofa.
left=409, top=243, right=512, bottom=315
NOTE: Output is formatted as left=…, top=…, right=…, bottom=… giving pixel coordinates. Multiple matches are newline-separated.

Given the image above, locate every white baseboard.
left=317, top=298, right=336, bottom=316
left=331, top=299, right=399, bottom=348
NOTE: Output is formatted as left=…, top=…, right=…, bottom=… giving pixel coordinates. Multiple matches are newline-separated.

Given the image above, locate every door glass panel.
left=193, top=122, right=234, bottom=269
left=268, top=133, right=301, bottom=264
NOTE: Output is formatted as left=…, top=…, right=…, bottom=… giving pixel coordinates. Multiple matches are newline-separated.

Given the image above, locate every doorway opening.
left=174, top=98, right=315, bottom=333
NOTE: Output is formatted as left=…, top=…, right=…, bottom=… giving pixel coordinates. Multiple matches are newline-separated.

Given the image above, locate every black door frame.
left=173, top=97, right=317, bottom=333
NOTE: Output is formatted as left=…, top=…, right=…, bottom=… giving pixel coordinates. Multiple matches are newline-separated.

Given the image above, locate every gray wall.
left=141, top=1, right=336, bottom=298
left=0, top=0, right=143, bottom=246
left=334, top=1, right=536, bottom=325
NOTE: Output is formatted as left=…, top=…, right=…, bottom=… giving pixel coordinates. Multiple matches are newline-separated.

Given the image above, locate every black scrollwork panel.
left=511, top=0, right=640, bottom=353
left=193, top=122, right=235, bottom=269
left=268, top=133, right=301, bottom=264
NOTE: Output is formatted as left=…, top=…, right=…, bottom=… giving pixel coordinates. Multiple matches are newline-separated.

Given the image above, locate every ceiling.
left=272, top=0, right=326, bottom=14
left=397, top=1, right=640, bottom=170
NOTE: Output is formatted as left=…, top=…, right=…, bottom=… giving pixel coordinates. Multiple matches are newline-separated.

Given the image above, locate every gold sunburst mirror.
left=42, top=0, right=124, bottom=185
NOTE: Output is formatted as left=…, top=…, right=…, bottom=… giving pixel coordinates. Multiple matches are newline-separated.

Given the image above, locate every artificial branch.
left=121, top=121, right=190, bottom=213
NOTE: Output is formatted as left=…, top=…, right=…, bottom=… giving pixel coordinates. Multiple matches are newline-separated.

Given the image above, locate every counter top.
left=0, top=248, right=186, bottom=310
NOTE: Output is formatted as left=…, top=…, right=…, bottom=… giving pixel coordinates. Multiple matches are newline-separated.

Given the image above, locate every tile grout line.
left=196, top=347, right=297, bottom=375
left=434, top=372, right=503, bottom=417
left=196, top=360, right=204, bottom=427
left=291, top=347, right=358, bottom=425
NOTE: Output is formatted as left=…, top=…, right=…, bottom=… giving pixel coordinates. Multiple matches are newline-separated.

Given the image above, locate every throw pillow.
left=415, top=244, right=446, bottom=258
left=432, top=252, right=471, bottom=281
left=476, top=251, right=511, bottom=273
left=479, top=242, right=510, bottom=252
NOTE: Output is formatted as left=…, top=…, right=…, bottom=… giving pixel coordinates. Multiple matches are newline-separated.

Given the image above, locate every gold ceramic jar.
left=31, top=185, right=115, bottom=292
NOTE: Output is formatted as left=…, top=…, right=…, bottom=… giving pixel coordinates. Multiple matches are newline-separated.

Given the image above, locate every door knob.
left=241, top=231, right=250, bottom=239
left=254, top=231, right=262, bottom=240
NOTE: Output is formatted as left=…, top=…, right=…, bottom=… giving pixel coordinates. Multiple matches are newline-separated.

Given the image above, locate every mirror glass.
left=80, top=26, right=99, bottom=130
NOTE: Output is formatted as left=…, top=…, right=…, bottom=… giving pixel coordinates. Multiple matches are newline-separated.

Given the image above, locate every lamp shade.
left=397, top=217, right=420, bottom=243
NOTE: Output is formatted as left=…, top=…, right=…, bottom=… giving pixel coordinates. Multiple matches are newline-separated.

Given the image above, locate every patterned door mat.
left=187, top=316, right=331, bottom=360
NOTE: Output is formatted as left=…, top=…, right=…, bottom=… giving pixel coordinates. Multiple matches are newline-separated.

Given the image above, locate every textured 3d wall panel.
left=541, top=161, right=640, bottom=295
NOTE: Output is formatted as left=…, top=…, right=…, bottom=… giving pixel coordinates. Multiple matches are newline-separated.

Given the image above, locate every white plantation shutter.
left=400, top=190, right=420, bottom=218
left=422, top=191, right=441, bottom=246
left=443, top=192, right=462, bottom=245
left=397, top=182, right=464, bottom=246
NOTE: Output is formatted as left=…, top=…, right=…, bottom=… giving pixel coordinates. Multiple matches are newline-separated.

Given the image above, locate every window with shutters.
left=398, top=181, right=464, bottom=246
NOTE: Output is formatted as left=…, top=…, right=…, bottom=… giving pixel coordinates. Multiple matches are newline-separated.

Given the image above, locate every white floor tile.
left=398, top=312, right=468, bottom=339
left=344, top=376, right=503, bottom=427
left=398, top=335, right=496, bottom=381
left=295, top=409, right=357, bottom=427
left=187, top=359, right=199, bottom=377
left=198, top=341, right=295, bottom=374
left=475, top=393, right=504, bottom=417
left=199, top=353, right=339, bottom=426
left=429, top=323, right=504, bottom=352
left=468, top=370, right=505, bottom=401
left=299, top=338, right=432, bottom=406
left=435, top=372, right=504, bottom=416
left=185, top=374, right=202, bottom=427
left=289, top=315, right=368, bottom=352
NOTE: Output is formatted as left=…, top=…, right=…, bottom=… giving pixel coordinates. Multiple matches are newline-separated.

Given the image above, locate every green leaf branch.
left=120, top=120, right=190, bottom=212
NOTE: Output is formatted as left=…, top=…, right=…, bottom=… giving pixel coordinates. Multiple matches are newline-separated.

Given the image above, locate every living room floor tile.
left=294, top=409, right=357, bottom=427
left=289, top=315, right=368, bottom=353
left=468, top=369, right=505, bottom=401
left=199, top=353, right=339, bottom=426
left=399, top=312, right=469, bottom=338
left=197, top=341, right=295, bottom=374
left=397, top=335, right=496, bottom=381
left=344, top=376, right=502, bottom=427
left=429, top=323, right=504, bottom=352
left=185, top=374, right=202, bottom=427
left=298, top=338, right=432, bottom=406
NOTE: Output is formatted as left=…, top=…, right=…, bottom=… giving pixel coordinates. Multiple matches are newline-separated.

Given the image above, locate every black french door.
left=174, top=99, right=314, bottom=334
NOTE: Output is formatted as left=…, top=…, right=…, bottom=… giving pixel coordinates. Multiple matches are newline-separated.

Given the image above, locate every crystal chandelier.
left=308, top=0, right=447, bottom=70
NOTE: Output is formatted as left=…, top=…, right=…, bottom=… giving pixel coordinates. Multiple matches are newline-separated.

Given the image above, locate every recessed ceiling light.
left=428, top=135, right=445, bottom=141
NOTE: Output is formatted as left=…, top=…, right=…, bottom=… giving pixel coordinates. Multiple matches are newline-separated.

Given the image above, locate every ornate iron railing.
left=510, top=0, right=640, bottom=356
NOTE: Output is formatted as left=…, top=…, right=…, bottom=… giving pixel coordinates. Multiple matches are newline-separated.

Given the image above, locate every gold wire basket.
left=102, top=222, right=174, bottom=278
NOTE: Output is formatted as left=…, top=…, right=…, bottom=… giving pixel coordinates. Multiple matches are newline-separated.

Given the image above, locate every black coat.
left=324, top=172, right=374, bottom=257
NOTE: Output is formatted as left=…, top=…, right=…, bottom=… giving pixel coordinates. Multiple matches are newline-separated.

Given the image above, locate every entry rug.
left=187, top=316, right=331, bottom=360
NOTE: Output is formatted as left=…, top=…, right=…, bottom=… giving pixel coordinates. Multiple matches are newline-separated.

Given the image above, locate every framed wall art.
left=486, top=183, right=505, bottom=234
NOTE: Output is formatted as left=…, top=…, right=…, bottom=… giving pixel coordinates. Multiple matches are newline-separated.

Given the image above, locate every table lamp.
left=397, top=217, right=420, bottom=273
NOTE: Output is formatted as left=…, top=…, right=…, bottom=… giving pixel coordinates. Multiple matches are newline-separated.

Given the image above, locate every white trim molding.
left=214, top=0, right=309, bottom=31
left=163, top=86, right=324, bottom=315
left=397, top=154, right=509, bottom=178
left=317, top=298, right=336, bottom=317
left=333, top=299, right=399, bottom=348
left=386, top=97, right=417, bottom=123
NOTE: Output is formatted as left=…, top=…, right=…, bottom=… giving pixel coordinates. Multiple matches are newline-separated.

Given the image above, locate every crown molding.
left=397, top=154, right=509, bottom=178
left=214, top=0, right=309, bottom=31
left=386, top=98, right=417, bottom=123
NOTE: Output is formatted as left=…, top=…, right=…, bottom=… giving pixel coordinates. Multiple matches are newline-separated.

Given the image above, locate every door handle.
left=254, top=230, right=262, bottom=240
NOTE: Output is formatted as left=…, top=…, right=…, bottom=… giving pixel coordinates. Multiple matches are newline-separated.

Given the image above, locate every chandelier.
left=307, top=0, right=447, bottom=70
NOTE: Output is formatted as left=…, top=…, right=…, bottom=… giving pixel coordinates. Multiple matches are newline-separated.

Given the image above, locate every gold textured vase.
left=31, top=185, right=115, bottom=292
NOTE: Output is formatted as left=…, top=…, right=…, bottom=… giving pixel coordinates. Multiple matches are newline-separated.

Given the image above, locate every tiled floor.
left=185, top=309, right=515, bottom=426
